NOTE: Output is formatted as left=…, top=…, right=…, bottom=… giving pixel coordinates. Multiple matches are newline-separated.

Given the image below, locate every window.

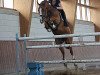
left=76, top=0, right=90, bottom=21
left=33, top=0, right=36, bottom=12
left=4, top=0, right=13, bottom=8
left=0, top=0, right=13, bottom=9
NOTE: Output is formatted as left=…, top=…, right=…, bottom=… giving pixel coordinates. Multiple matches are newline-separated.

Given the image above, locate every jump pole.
left=18, top=32, right=100, bottom=40
left=16, top=32, right=100, bottom=75
left=27, top=42, right=100, bottom=49
left=33, top=59, right=100, bottom=64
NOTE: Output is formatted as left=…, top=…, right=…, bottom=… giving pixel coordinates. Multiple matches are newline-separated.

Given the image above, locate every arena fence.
left=16, top=32, right=100, bottom=75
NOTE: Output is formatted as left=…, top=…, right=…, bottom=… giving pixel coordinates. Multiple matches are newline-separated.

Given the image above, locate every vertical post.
left=79, top=0, right=82, bottom=20
left=24, top=34, right=28, bottom=75
left=84, top=0, right=88, bottom=21
left=16, top=33, right=20, bottom=75
left=52, top=41, right=55, bottom=46
left=14, top=0, right=33, bottom=36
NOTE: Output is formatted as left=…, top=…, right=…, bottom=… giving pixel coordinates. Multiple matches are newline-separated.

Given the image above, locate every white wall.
left=73, top=20, right=95, bottom=42
left=0, top=10, right=95, bottom=41
left=0, top=8, right=20, bottom=40
left=30, top=13, right=54, bottom=41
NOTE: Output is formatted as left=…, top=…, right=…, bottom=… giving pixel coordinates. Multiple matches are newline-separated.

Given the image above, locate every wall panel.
left=0, top=8, right=20, bottom=40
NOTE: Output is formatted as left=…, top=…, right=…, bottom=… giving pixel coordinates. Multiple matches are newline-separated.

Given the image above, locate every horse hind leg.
left=65, top=38, right=78, bottom=69
left=66, top=46, right=78, bottom=69
left=55, top=39, right=65, bottom=60
left=55, top=39, right=67, bottom=67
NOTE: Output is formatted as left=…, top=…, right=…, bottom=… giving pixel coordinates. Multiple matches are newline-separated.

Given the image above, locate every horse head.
left=38, top=1, right=50, bottom=21
left=38, top=0, right=61, bottom=32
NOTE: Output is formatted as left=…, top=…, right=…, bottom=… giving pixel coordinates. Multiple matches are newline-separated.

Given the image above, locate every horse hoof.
left=72, top=56, right=75, bottom=60
left=64, top=63, right=67, bottom=68
left=63, top=59, right=68, bottom=68
left=74, top=63, right=78, bottom=70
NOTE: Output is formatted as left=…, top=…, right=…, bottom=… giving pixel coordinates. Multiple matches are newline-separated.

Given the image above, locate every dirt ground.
left=85, top=69, right=100, bottom=75
left=44, top=68, right=100, bottom=75
left=1, top=68, right=100, bottom=75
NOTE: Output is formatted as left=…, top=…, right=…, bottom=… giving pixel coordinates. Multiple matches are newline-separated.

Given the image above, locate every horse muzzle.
left=52, top=25, right=56, bottom=29
left=46, top=28, right=51, bottom=32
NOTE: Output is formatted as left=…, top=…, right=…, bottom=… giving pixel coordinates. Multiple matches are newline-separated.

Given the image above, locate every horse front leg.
left=59, top=47, right=65, bottom=60
left=65, top=27, right=74, bottom=59
left=65, top=37, right=75, bottom=59
left=59, top=47, right=68, bottom=67
left=68, top=46, right=75, bottom=60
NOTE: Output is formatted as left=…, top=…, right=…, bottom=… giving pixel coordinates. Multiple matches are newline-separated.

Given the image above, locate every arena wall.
left=0, top=8, right=100, bottom=74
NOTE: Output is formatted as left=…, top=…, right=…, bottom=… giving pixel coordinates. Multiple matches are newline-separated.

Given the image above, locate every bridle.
left=38, top=1, right=49, bottom=23
left=38, top=1, right=62, bottom=32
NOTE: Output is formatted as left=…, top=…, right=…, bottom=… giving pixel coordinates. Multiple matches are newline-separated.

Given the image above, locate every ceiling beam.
left=14, top=0, right=33, bottom=37
left=61, top=0, right=78, bottom=33
left=90, top=0, right=100, bottom=41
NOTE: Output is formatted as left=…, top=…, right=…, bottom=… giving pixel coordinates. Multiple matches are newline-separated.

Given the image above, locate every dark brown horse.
left=38, top=0, right=76, bottom=67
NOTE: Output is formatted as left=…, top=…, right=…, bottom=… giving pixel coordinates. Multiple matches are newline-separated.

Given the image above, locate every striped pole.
left=33, top=59, right=100, bottom=64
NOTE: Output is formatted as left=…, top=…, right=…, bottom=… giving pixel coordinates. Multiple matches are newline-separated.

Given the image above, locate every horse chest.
left=52, top=28, right=67, bottom=35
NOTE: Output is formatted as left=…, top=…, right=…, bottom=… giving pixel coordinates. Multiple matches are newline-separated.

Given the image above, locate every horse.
left=38, top=0, right=77, bottom=67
